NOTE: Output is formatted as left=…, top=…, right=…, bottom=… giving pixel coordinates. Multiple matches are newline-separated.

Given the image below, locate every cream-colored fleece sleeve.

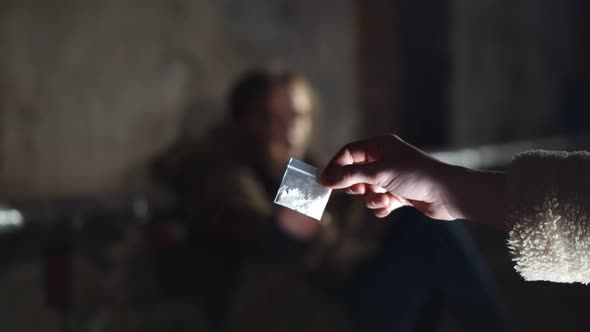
left=507, top=150, right=590, bottom=284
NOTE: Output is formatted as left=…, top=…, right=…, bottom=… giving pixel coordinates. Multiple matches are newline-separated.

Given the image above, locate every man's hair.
left=228, top=68, right=299, bottom=122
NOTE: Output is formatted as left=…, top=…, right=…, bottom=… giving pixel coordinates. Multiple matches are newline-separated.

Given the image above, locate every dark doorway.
left=357, top=0, right=450, bottom=149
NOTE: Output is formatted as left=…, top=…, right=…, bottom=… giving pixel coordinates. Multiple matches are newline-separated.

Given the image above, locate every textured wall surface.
left=451, top=0, right=573, bottom=146
left=0, top=0, right=357, bottom=197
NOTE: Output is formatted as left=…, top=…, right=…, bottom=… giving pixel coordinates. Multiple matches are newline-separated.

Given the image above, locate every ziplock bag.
left=273, top=158, right=332, bottom=220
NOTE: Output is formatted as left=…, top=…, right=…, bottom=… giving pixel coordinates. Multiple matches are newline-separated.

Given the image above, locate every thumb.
left=321, top=162, right=385, bottom=189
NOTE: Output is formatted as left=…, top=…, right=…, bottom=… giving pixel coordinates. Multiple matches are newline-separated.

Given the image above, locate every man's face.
left=267, top=82, right=313, bottom=156
left=246, top=82, right=313, bottom=165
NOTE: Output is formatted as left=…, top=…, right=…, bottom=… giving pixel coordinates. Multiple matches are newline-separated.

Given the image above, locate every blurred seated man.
left=151, top=68, right=512, bottom=332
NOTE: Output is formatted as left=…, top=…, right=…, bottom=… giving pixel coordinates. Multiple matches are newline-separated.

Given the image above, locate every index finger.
left=327, top=139, right=374, bottom=168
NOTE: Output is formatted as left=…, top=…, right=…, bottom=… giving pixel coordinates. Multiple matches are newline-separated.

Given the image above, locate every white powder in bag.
left=273, top=158, right=332, bottom=220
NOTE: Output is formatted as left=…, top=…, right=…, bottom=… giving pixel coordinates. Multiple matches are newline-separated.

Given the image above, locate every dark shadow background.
left=0, top=0, right=590, bottom=331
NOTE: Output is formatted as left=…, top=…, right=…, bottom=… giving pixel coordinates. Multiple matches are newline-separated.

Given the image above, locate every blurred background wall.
left=2, top=0, right=589, bottom=197
left=452, top=0, right=575, bottom=146
left=358, top=0, right=588, bottom=149
left=0, top=0, right=357, bottom=197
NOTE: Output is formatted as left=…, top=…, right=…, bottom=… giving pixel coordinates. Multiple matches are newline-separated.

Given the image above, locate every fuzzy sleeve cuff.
left=507, top=150, right=590, bottom=284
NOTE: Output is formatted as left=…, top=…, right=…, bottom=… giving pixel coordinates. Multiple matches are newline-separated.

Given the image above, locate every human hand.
left=320, top=135, right=464, bottom=220
left=321, top=135, right=507, bottom=228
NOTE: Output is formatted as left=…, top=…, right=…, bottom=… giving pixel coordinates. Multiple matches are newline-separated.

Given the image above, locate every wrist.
left=441, top=165, right=507, bottom=228
left=435, top=164, right=472, bottom=220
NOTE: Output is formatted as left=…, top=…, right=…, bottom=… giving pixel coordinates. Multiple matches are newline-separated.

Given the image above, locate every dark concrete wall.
left=451, top=0, right=574, bottom=146
left=0, top=0, right=357, bottom=197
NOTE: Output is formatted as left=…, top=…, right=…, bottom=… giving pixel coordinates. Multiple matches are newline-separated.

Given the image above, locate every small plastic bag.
left=274, top=158, right=332, bottom=220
